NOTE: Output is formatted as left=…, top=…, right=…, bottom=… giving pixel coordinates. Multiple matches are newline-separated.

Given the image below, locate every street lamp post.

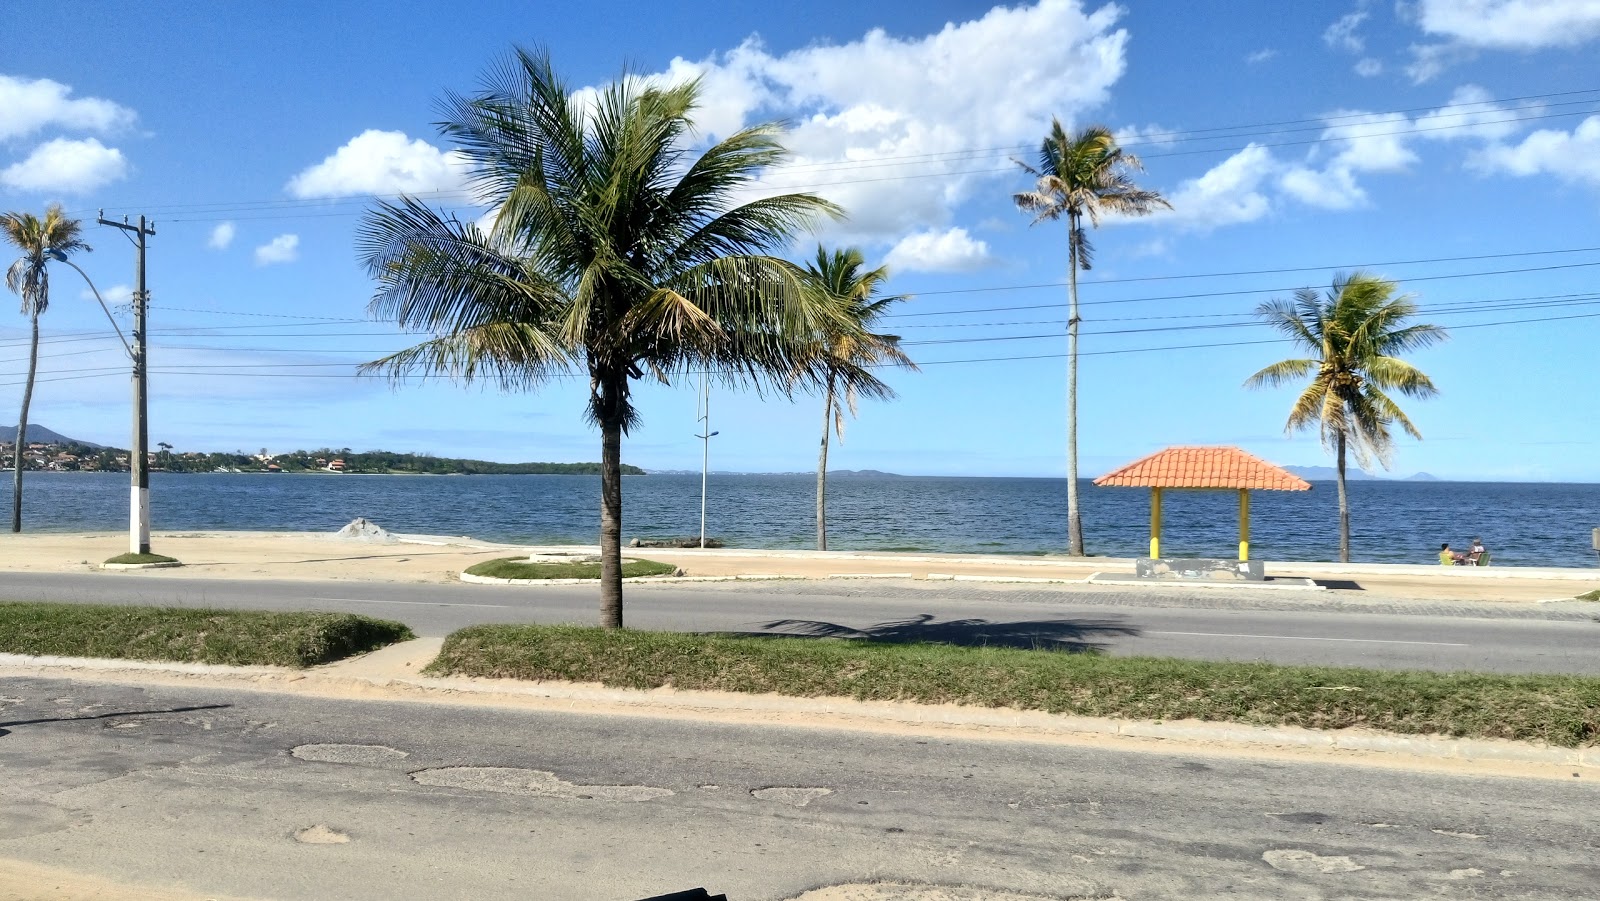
left=695, top=372, right=719, bottom=549
left=47, top=250, right=154, bottom=557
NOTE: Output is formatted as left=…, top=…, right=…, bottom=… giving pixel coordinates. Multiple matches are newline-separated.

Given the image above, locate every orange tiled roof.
left=1093, top=445, right=1310, bottom=491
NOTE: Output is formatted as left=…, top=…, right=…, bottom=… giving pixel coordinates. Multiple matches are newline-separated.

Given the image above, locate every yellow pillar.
left=1238, top=489, right=1250, bottom=561
left=1150, top=487, right=1163, bottom=558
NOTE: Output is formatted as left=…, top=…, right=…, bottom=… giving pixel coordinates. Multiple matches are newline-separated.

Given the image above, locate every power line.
left=888, top=260, right=1600, bottom=318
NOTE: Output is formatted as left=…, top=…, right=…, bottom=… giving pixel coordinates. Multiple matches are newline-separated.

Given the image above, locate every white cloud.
left=1470, top=114, right=1600, bottom=187
left=885, top=227, right=994, bottom=273
left=1144, top=144, right=1278, bottom=231
left=254, top=234, right=299, bottom=266
left=0, top=75, right=135, bottom=142
left=1245, top=48, right=1279, bottom=64
left=1279, top=165, right=1367, bottom=209
left=0, top=137, right=128, bottom=193
left=1414, top=84, right=1522, bottom=141
left=1114, top=123, right=1183, bottom=149
left=634, top=0, right=1130, bottom=249
left=1406, top=0, right=1600, bottom=81
left=208, top=222, right=236, bottom=250
left=1321, top=112, right=1420, bottom=172
left=286, top=129, right=470, bottom=199
left=1323, top=11, right=1370, bottom=52
left=1354, top=57, right=1384, bottom=76
left=1414, top=0, right=1600, bottom=48
left=81, top=283, right=131, bottom=305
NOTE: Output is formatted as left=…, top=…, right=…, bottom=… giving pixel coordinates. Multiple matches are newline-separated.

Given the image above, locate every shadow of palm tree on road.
left=750, top=613, right=1141, bottom=653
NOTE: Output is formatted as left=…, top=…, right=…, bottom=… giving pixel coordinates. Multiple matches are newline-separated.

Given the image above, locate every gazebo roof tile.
left=1093, top=445, right=1310, bottom=491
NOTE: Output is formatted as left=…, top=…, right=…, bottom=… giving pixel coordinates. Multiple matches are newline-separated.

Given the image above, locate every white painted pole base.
left=130, top=485, right=151, bottom=554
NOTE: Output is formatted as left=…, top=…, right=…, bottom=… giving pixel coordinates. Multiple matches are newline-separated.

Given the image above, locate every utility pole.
left=695, top=372, right=718, bottom=549
left=97, top=212, right=156, bottom=555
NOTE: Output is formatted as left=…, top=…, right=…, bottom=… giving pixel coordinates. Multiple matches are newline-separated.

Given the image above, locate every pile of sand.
left=333, top=517, right=397, bottom=543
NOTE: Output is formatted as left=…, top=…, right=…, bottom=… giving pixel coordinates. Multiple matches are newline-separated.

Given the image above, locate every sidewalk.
left=1, top=638, right=1594, bottom=780
left=0, top=530, right=1594, bottom=604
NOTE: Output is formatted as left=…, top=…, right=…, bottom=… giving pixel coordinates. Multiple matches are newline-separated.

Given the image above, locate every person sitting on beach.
left=1439, top=543, right=1460, bottom=565
left=1465, top=537, right=1487, bottom=565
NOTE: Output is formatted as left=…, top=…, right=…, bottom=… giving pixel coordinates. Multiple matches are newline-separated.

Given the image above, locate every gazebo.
left=1093, top=446, right=1310, bottom=576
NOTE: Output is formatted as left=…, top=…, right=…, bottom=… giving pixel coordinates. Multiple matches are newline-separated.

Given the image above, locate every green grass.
left=426, top=625, right=1600, bottom=748
left=463, top=556, right=677, bottom=580
left=1576, top=589, right=1600, bottom=602
left=104, top=552, right=180, bottom=565
left=0, top=603, right=415, bottom=667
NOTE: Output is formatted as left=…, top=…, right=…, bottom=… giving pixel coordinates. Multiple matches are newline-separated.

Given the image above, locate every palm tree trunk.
left=11, top=313, right=39, bottom=533
left=597, top=377, right=625, bottom=630
left=1336, top=430, right=1350, bottom=563
left=1065, top=214, right=1084, bottom=556
left=816, top=373, right=834, bottom=552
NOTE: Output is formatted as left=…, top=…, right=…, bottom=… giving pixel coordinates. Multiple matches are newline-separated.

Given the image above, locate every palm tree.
left=1245, top=272, right=1447, bottom=562
left=1014, top=121, right=1170, bottom=557
left=358, top=48, right=848, bottom=628
left=800, top=246, right=916, bottom=551
left=3, top=204, right=88, bottom=532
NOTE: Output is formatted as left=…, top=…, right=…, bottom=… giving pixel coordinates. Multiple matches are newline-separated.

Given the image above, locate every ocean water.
left=0, top=471, right=1597, bottom=568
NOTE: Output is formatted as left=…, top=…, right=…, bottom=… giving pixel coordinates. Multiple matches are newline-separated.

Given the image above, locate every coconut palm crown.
left=4, top=203, right=90, bottom=532
left=1013, top=119, right=1170, bottom=556
left=1245, top=272, right=1447, bottom=561
left=801, top=246, right=916, bottom=551
left=357, top=48, right=850, bottom=628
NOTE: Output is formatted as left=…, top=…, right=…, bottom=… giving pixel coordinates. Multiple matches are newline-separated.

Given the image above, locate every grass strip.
left=0, top=603, right=414, bottom=667
left=1576, top=589, right=1599, bottom=602
left=427, top=625, right=1600, bottom=748
left=104, top=552, right=179, bottom=565
left=464, top=557, right=676, bottom=580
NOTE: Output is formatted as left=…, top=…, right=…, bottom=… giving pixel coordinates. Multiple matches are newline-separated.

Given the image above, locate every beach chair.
left=1470, top=550, right=1490, bottom=567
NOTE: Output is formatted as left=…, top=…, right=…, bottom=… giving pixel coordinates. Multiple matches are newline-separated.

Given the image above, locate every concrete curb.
left=99, top=561, right=183, bottom=571
left=1086, top=573, right=1325, bottom=591
left=2, top=648, right=1593, bottom=773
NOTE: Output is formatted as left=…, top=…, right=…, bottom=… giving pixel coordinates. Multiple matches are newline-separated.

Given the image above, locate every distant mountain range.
left=0, top=425, right=105, bottom=448
left=1284, top=465, right=1439, bottom=482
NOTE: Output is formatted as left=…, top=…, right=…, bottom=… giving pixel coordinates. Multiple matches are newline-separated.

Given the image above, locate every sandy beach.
left=0, top=530, right=1593, bottom=603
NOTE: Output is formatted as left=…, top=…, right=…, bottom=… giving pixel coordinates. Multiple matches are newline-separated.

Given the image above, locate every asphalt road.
left=1, top=676, right=1595, bottom=900
left=3, top=572, right=1598, bottom=674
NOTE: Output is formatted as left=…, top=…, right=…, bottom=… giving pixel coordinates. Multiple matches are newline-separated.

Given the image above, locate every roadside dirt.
left=0, top=857, right=258, bottom=901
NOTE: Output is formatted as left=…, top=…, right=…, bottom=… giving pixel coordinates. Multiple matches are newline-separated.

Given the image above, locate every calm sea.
left=1, top=472, right=1597, bottom=568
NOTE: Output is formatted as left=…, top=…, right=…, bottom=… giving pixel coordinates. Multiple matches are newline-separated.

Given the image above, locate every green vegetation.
left=1246, top=274, right=1448, bottom=562
left=0, top=603, right=414, bottom=667
left=103, top=552, right=180, bottom=566
left=263, top=449, right=645, bottom=476
left=3, top=203, right=89, bottom=533
left=464, top=557, right=676, bottom=580
left=1013, top=123, right=1171, bottom=556
left=358, top=48, right=858, bottom=629
left=427, top=625, right=1600, bottom=747
left=804, top=246, right=915, bottom=552
left=1576, top=589, right=1600, bottom=602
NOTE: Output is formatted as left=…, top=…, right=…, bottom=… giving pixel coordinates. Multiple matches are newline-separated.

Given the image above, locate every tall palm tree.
left=358, top=48, right=849, bottom=629
left=1014, top=120, right=1170, bottom=557
left=3, top=204, right=88, bottom=532
left=1245, top=272, right=1447, bottom=562
left=801, top=246, right=916, bottom=551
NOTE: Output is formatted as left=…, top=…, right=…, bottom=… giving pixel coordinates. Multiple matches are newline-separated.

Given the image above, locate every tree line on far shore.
left=2, top=440, right=643, bottom=476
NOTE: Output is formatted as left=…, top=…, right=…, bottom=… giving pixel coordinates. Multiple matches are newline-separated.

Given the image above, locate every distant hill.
left=1283, top=465, right=1377, bottom=481
left=1284, top=465, right=1442, bottom=482
left=0, top=425, right=105, bottom=448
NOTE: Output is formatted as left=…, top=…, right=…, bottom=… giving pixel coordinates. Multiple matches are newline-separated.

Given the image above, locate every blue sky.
left=2, top=0, right=1598, bottom=481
